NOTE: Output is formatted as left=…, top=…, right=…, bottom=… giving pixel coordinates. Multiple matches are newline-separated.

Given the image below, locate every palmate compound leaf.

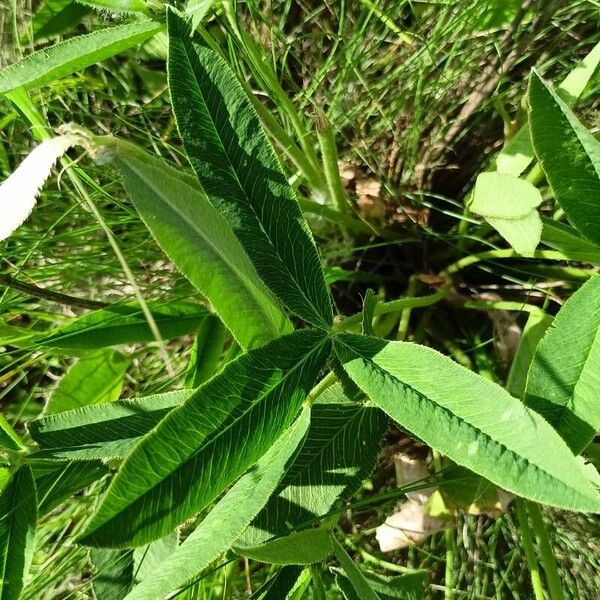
left=79, top=329, right=331, bottom=548
left=0, top=467, right=37, bottom=600
left=237, top=383, right=388, bottom=552
left=102, top=138, right=292, bottom=350
left=123, top=409, right=311, bottom=600
left=334, top=333, right=600, bottom=513
left=529, top=69, right=600, bottom=246
left=167, top=10, right=333, bottom=329
left=525, top=276, right=600, bottom=454
left=28, top=390, right=192, bottom=461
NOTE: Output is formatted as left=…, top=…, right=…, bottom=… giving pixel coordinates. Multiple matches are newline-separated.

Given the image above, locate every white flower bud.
left=0, top=135, right=76, bottom=242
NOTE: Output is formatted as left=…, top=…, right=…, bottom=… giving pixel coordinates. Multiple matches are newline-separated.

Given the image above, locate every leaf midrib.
left=123, top=156, right=285, bottom=335
left=40, top=312, right=204, bottom=345
left=175, top=37, right=327, bottom=328
left=0, top=480, right=16, bottom=596
left=91, top=335, right=329, bottom=530
left=338, top=338, right=594, bottom=504
left=279, top=406, right=369, bottom=491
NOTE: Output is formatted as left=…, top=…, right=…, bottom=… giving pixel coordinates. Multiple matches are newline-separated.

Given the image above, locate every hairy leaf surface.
left=184, top=316, right=227, bottom=388
left=45, top=349, right=130, bottom=415
left=124, top=411, right=310, bottom=600
left=167, top=10, right=332, bottom=328
left=29, top=390, right=192, bottom=461
left=37, top=302, right=208, bottom=350
left=525, top=276, right=600, bottom=453
left=238, top=528, right=332, bottom=565
left=240, top=384, right=387, bottom=547
left=0, top=467, right=37, bottom=600
left=496, top=42, right=600, bottom=176
left=529, top=70, right=600, bottom=245
left=0, top=20, right=162, bottom=94
left=107, top=139, right=291, bottom=349
left=541, top=219, right=600, bottom=264
left=335, top=334, right=600, bottom=512
left=79, top=330, right=331, bottom=547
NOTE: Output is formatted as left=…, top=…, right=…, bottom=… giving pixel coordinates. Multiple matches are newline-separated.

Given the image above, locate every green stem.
left=306, top=371, right=338, bottom=406
left=222, top=2, right=323, bottom=184
left=0, top=274, right=107, bottom=310
left=527, top=503, right=565, bottom=600
left=249, top=94, right=323, bottom=189
left=457, top=300, right=544, bottom=315
left=297, top=196, right=368, bottom=233
left=396, top=276, right=418, bottom=341
left=310, top=565, right=326, bottom=600
left=334, top=284, right=450, bottom=332
left=515, top=499, right=545, bottom=600
left=444, top=528, right=455, bottom=600
left=315, top=110, right=350, bottom=215
left=444, top=249, right=568, bottom=276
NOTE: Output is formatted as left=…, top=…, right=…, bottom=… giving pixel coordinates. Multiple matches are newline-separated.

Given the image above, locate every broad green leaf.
left=34, top=460, right=108, bottom=515
left=0, top=467, right=37, bottom=600
left=485, top=211, right=542, bottom=257
left=506, top=310, right=552, bottom=399
left=29, top=390, right=191, bottom=461
left=32, top=0, right=90, bottom=40
left=337, top=571, right=427, bottom=600
left=37, top=302, right=208, bottom=350
left=239, top=385, right=387, bottom=547
left=0, top=20, right=163, bottom=94
left=331, top=534, right=380, bottom=600
left=78, top=0, right=149, bottom=14
left=497, top=42, right=600, bottom=176
left=0, top=471, right=10, bottom=496
left=471, top=172, right=542, bottom=218
left=470, top=172, right=543, bottom=256
left=79, top=330, right=331, bottom=547
left=529, top=70, right=600, bottom=245
left=541, top=219, right=600, bottom=264
left=335, top=333, right=600, bottom=513
left=123, top=411, right=310, bottom=600
left=102, top=138, right=291, bottom=350
left=0, top=323, right=39, bottom=347
left=559, top=41, right=600, bottom=105
left=185, top=0, right=214, bottom=28
left=167, top=10, right=333, bottom=329
left=184, top=316, right=227, bottom=388
left=525, top=276, right=600, bottom=453
left=0, top=416, right=23, bottom=451
left=45, top=349, right=130, bottom=415
left=252, top=566, right=304, bottom=600
left=90, top=548, right=134, bottom=600
left=133, top=531, right=179, bottom=585
left=238, top=528, right=332, bottom=565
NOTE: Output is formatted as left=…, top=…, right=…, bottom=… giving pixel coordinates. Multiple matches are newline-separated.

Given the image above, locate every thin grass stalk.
left=515, top=499, right=545, bottom=600
left=527, top=503, right=565, bottom=600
